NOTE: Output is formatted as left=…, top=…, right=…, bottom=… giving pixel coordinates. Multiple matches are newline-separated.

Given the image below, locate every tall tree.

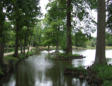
left=0, top=1, right=5, bottom=66
left=0, top=0, right=11, bottom=66
left=66, top=0, right=72, bottom=54
left=45, top=0, right=66, bottom=53
left=94, top=0, right=107, bottom=64
left=14, top=2, right=20, bottom=57
left=9, top=0, right=40, bottom=57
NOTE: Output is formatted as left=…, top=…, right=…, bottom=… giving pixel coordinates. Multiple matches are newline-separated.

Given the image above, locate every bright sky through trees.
left=39, top=0, right=97, bottom=37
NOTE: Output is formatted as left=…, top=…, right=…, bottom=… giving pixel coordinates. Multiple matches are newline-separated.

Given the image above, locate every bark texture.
left=95, top=0, right=107, bottom=64
left=14, top=22, right=19, bottom=57
left=0, top=5, right=5, bottom=66
left=66, top=0, right=72, bottom=54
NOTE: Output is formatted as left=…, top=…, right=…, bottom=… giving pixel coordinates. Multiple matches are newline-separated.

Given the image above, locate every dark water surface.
left=3, top=49, right=112, bottom=86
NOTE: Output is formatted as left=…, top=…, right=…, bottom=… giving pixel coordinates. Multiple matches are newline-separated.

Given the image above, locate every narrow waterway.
left=3, top=49, right=112, bottom=86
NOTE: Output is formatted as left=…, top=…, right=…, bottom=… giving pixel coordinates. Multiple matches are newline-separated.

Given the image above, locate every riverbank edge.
left=39, top=46, right=112, bottom=50
left=0, top=49, right=37, bottom=84
left=47, top=52, right=85, bottom=61
left=64, top=65, right=112, bottom=86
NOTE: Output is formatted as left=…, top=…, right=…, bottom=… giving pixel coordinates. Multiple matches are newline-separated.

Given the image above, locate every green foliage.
left=43, top=0, right=66, bottom=48
left=106, top=32, right=112, bottom=46
left=58, top=53, right=81, bottom=58
left=66, top=65, right=87, bottom=76
left=33, top=22, right=43, bottom=46
left=103, top=80, right=112, bottom=86
left=86, top=0, right=97, bottom=9
left=42, top=27, right=55, bottom=46
left=0, top=67, right=4, bottom=75
left=91, top=65, right=112, bottom=86
left=60, top=30, right=67, bottom=51
left=4, top=55, right=19, bottom=65
left=88, top=37, right=96, bottom=47
left=73, top=30, right=91, bottom=47
left=67, top=65, right=84, bottom=70
left=4, top=48, right=14, bottom=53
left=3, top=22, right=15, bottom=47
left=107, top=2, right=112, bottom=31
left=91, top=65, right=112, bottom=80
left=27, top=51, right=35, bottom=56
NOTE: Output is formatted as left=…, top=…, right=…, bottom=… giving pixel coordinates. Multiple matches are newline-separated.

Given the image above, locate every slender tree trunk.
left=23, top=45, right=25, bottom=55
left=0, top=36, right=4, bottom=66
left=14, top=22, right=19, bottom=57
left=66, top=0, right=72, bottom=55
left=23, top=35, right=27, bottom=55
left=48, top=45, right=50, bottom=53
left=13, top=2, right=20, bottom=57
left=55, top=27, right=59, bottom=54
left=20, top=45, right=23, bottom=54
left=0, top=6, right=5, bottom=66
left=94, top=0, right=107, bottom=64
left=56, top=44, right=59, bottom=53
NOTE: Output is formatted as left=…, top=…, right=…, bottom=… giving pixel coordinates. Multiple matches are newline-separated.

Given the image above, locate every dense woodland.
left=0, top=0, right=112, bottom=86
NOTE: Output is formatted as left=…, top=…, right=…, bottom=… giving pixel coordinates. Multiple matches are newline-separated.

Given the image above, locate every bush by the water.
left=91, top=65, right=112, bottom=80
left=90, top=65, right=112, bottom=86
left=58, top=53, right=83, bottom=58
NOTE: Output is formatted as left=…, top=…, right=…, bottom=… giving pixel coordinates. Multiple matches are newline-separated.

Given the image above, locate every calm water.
left=3, top=49, right=112, bottom=86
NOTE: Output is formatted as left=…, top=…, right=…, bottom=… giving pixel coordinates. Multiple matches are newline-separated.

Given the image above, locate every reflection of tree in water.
left=46, top=60, right=73, bottom=86
left=16, top=61, right=35, bottom=86
left=72, top=78, right=89, bottom=86
left=46, top=60, right=89, bottom=86
left=15, top=57, right=89, bottom=86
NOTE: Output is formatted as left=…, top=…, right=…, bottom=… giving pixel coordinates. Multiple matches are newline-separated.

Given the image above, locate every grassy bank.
left=90, top=65, right=112, bottom=86
left=4, top=46, right=112, bottom=55
left=65, top=65, right=112, bottom=86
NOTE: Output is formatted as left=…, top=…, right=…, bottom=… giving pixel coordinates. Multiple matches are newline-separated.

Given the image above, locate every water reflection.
left=3, top=49, right=112, bottom=86
left=3, top=75, right=15, bottom=86
left=72, top=79, right=88, bottom=86
left=46, top=60, right=73, bottom=86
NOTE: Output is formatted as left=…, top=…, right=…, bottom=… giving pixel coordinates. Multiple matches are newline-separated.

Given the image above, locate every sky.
left=39, top=0, right=49, bottom=15
left=39, top=0, right=97, bottom=37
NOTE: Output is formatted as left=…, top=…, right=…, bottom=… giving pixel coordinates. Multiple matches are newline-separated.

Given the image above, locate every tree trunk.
left=14, top=22, right=19, bottom=57
left=48, top=45, right=50, bottom=53
left=55, top=27, right=59, bottom=54
left=56, top=44, right=59, bottom=54
left=94, top=0, right=107, bottom=64
left=20, top=44, right=23, bottom=54
left=0, top=6, right=5, bottom=66
left=23, top=45, right=25, bottom=55
left=14, top=2, right=20, bottom=57
left=0, top=37, right=4, bottom=66
left=23, top=35, right=27, bottom=55
left=66, top=0, right=72, bottom=55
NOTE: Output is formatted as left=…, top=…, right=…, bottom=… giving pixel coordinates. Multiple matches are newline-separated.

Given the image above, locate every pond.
left=2, top=49, right=112, bottom=86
